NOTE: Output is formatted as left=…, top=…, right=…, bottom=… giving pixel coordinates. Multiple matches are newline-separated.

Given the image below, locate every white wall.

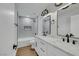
left=18, top=17, right=34, bottom=39
left=51, top=12, right=57, bottom=37
left=32, top=18, right=38, bottom=35
left=0, top=3, right=17, bottom=55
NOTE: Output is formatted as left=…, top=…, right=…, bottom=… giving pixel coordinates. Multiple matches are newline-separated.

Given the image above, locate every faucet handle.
left=65, top=34, right=69, bottom=37
left=65, top=34, right=70, bottom=43
left=72, top=40, right=78, bottom=45
left=70, top=33, right=74, bottom=37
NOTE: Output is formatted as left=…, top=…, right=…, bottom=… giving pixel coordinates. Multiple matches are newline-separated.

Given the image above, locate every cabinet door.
left=39, top=39, right=47, bottom=56
left=35, top=38, right=44, bottom=56
left=47, top=43, right=71, bottom=56
left=35, top=38, right=47, bottom=56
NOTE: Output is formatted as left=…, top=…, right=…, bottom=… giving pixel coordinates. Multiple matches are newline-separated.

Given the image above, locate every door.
left=0, top=3, right=17, bottom=56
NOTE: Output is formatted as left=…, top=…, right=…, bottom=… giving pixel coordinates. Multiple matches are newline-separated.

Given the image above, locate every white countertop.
left=35, top=35, right=79, bottom=56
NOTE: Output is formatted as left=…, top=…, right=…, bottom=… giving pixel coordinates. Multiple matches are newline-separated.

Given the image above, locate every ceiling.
left=16, top=3, right=50, bottom=18
left=16, top=3, right=67, bottom=18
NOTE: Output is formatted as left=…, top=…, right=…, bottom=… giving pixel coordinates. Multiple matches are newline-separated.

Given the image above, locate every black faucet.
left=65, top=33, right=74, bottom=43
left=65, top=34, right=70, bottom=43
left=43, top=32, right=47, bottom=36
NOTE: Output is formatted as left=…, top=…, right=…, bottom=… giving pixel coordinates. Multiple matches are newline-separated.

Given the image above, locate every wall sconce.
left=51, top=19, right=55, bottom=24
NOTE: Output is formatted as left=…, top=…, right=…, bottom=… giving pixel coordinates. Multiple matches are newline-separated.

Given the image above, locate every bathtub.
left=18, top=37, right=36, bottom=48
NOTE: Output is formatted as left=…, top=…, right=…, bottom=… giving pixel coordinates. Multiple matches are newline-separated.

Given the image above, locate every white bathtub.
left=18, top=37, right=36, bottom=48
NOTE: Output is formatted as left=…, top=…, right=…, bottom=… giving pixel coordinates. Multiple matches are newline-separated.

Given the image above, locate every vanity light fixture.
left=55, top=3, right=63, bottom=7
left=41, top=8, right=49, bottom=16
left=72, top=3, right=76, bottom=4
left=62, top=6, right=69, bottom=10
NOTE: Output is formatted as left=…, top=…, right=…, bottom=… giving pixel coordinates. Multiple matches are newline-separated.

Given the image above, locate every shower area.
left=17, top=16, right=38, bottom=48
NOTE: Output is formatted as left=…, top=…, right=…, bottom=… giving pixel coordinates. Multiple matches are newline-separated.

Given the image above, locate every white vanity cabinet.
left=35, top=38, right=47, bottom=56
left=35, top=37, right=72, bottom=56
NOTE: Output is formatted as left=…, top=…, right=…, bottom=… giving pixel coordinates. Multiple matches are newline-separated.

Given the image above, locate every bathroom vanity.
left=34, top=35, right=79, bottom=56
left=34, top=3, right=79, bottom=56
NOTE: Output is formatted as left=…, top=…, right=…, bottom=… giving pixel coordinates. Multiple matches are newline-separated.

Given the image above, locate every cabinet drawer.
left=47, top=43, right=70, bottom=56
left=40, top=41, right=45, bottom=45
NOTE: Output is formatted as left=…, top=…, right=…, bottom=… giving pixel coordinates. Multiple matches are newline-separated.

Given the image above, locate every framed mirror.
left=57, top=3, right=79, bottom=39
left=42, top=15, right=51, bottom=36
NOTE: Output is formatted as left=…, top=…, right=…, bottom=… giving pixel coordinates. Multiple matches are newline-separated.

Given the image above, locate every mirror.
left=57, top=3, right=79, bottom=39
left=42, top=15, right=51, bottom=36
